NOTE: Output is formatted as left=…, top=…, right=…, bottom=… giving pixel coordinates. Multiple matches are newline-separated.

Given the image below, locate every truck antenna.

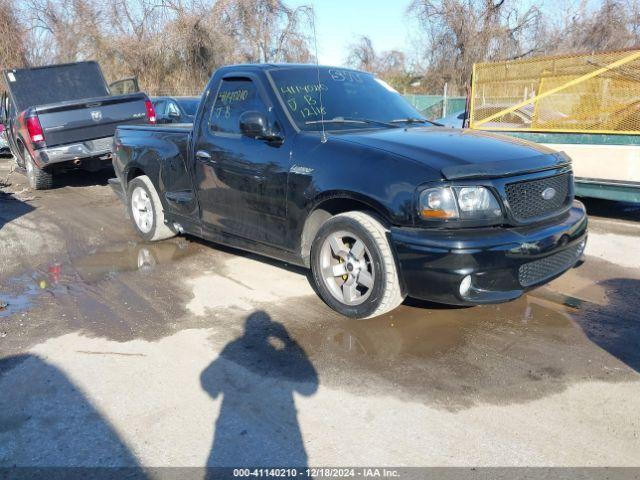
left=309, top=7, right=327, bottom=143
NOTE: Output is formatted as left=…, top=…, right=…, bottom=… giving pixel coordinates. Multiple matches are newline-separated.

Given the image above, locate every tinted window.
left=153, top=100, right=167, bottom=116
left=5, top=62, right=109, bottom=111
left=210, top=79, right=266, bottom=134
left=269, top=67, right=422, bottom=131
left=167, top=102, right=180, bottom=117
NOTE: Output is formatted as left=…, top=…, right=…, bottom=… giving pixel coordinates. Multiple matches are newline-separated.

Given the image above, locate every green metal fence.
left=403, top=94, right=466, bottom=120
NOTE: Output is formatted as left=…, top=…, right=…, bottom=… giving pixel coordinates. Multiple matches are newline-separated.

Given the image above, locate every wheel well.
left=300, top=197, right=389, bottom=267
left=15, top=139, right=26, bottom=163
left=126, top=167, right=145, bottom=184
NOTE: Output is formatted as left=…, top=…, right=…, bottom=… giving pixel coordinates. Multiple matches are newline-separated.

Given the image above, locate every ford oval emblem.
left=91, top=110, right=102, bottom=122
left=541, top=187, right=557, bottom=200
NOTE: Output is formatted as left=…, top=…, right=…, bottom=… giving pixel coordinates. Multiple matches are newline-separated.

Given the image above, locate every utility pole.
left=443, top=82, right=448, bottom=118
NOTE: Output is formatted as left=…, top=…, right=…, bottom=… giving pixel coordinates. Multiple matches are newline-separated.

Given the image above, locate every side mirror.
left=239, top=110, right=268, bottom=138
left=239, top=110, right=283, bottom=144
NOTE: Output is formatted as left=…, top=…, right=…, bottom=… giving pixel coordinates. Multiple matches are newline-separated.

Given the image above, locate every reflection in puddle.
left=0, top=239, right=195, bottom=317
left=0, top=277, right=41, bottom=318
left=315, top=296, right=572, bottom=361
left=288, top=294, right=637, bottom=409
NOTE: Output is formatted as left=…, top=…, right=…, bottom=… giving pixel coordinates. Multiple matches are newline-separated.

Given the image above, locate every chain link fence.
left=470, top=49, right=640, bottom=135
left=404, top=94, right=467, bottom=120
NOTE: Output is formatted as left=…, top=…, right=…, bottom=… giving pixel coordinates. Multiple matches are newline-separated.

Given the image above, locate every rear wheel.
left=310, top=211, right=405, bottom=319
left=24, top=150, right=53, bottom=190
left=127, top=175, right=176, bottom=241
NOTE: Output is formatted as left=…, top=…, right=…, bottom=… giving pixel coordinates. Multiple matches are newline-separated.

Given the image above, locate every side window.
left=154, top=100, right=167, bottom=117
left=167, top=102, right=180, bottom=117
left=209, top=78, right=267, bottom=134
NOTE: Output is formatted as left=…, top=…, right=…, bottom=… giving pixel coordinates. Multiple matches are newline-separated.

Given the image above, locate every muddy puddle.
left=0, top=238, right=199, bottom=318
left=266, top=287, right=640, bottom=409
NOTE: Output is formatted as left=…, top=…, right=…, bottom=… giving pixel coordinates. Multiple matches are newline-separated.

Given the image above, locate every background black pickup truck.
left=112, top=64, right=587, bottom=319
left=0, top=61, right=155, bottom=189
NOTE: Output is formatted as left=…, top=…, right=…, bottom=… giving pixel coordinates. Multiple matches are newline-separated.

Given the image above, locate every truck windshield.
left=269, top=67, right=426, bottom=131
left=4, top=62, right=110, bottom=112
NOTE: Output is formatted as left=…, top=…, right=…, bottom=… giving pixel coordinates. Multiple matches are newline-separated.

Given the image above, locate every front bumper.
left=33, top=137, right=113, bottom=167
left=391, top=200, right=588, bottom=305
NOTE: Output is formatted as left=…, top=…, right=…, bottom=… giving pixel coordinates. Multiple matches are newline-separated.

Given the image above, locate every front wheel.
left=127, top=175, right=176, bottom=242
left=310, top=211, right=405, bottom=319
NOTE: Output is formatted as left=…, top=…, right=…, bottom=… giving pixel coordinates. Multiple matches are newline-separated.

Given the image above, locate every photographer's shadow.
left=201, top=311, right=318, bottom=469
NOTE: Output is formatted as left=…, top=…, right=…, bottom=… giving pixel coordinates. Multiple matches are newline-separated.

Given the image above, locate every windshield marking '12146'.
left=270, top=67, right=425, bottom=131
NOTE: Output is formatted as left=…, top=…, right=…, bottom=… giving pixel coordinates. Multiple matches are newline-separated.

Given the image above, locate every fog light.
left=459, top=275, right=472, bottom=296
left=577, top=238, right=587, bottom=256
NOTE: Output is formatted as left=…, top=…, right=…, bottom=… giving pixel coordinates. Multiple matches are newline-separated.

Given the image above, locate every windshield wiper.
left=305, top=117, right=400, bottom=128
left=390, top=117, right=443, bottom=126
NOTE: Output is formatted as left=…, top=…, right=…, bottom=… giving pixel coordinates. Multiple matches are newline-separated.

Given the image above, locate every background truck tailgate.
left=36, top=93, right=149, bottom=147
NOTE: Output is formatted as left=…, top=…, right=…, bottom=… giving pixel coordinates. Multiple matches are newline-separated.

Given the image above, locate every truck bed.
left=113, top=121, right=196, bottom=222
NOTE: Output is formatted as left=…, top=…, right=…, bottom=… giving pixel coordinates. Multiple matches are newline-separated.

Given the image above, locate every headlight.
left=419, top=186, right=502, bottom=221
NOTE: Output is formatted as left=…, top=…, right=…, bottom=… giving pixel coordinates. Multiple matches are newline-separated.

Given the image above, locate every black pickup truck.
left=1, top=61, right=154, bottom=189
left=112, top=64, right=587, bottom=319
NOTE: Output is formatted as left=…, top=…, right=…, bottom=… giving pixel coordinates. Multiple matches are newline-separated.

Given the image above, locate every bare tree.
left=213, top=0, right=313, bottom=63
left=408, top=0, right=543, bottom=94
left=540, top=0, right=640, bottom=55
left=346, top=36, right=377, bottom=71
left=9, top=0, right=313, bottom=95
left=346, top=36, right=413, bottom=91
left=0, top=0, right=28, bottom=70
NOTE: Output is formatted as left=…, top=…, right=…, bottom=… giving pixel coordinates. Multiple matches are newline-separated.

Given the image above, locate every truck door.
left=2, top=93, right=21, bottom=164
left=192, top=74, right=289, bottom=247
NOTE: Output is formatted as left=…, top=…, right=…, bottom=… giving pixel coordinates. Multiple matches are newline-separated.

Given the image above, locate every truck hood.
left=336, top=127, right=570, bottom=179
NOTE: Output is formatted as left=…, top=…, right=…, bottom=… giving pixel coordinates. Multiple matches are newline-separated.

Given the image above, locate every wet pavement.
left=1, top=164, right=639, bottom=468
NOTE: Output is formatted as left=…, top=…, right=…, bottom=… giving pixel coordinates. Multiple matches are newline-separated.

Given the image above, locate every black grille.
left=505, top=173, right=570, bottom=221
left=518, top=243, right=583, bottom=287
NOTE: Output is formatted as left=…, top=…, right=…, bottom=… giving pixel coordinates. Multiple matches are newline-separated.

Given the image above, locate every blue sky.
left=288, top=0, right=415, bottom=66
left=287, top=0, right=582, bottom=67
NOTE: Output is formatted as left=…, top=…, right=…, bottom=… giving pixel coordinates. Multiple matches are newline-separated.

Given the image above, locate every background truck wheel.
left=310, top=211, right=405, bottom=319
left=24, top=150, right=53, bottom=190
left=127, top=175, right=176, bottom=242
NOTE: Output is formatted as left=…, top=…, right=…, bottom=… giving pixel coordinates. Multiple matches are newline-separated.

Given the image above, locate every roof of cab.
left=217, top=63, right=368, bottom=73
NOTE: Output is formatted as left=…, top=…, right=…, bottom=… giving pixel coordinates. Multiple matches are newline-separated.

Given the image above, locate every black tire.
left=126, top=175, right=176, bottom=242
left=310, top=211, right=405, bottom=319
left=24, top=149, right=53, bottom=190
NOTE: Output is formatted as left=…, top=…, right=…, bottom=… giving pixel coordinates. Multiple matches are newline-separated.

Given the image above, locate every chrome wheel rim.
left=319, top=230, right=375, bottom=306
left=131, top=186, right=153, bottom=234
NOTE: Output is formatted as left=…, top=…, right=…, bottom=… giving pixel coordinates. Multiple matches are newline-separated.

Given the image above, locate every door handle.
left=196, top=150, right=215, bottom=164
